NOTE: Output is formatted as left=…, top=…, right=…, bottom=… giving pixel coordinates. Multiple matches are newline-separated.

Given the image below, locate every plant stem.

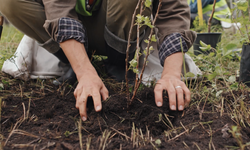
left=130, top=0, right=162, bottom=103
left=130, top=0, right=145, bottom=105
left=249, top=0, right=250, bottom=21
left=232, top=17, right=244, bottom=37
left=241, top=10, right=250, bottom=43
left=125, top=0, right=141, bottom=106
left=208, top=0, right=216, bottom=33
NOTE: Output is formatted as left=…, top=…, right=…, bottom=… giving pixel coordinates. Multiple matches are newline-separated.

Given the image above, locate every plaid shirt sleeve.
left=158, top=33, right=188, bottom=66
left=56, top=17, right=88, bottom=49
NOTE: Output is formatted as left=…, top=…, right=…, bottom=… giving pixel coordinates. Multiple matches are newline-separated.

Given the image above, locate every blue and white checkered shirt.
left=56, top=18, right=188, bottom=66
left=158, top=33, right=188, bottom=66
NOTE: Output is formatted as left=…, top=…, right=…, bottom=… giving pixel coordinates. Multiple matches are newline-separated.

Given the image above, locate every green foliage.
left=229, top=126, right=250, bottom=149
left=232, top=0, right=250, bottom=44
left=0, top=25, right=23, bottom=69
left=144, top=0, right=152, bottom=8
left=155, top=139, right=161, bottom=147
left=234, top=0, right=248, bottom=12
left=129, top=1, right=156, bottom=74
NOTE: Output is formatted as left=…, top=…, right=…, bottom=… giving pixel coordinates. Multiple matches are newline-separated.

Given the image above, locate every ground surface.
left=1, top=72, right=250, bottom=150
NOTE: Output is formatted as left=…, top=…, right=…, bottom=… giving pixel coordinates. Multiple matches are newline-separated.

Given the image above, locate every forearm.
left=162, top=52, right=183, bottom=79
left=60, top=39, right=97, bottom=80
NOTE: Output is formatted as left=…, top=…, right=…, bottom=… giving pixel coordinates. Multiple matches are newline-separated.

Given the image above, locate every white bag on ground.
left=2, top=35, right=69, bottom=81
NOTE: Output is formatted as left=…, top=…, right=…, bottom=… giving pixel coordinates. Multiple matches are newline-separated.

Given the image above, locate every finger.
left=167, top=84, right=177, bottom=111
left=100, top=86, right=109, bottom=101
left=74, top=88, right=80, bottom=109
left=182, top=84, right=191, bottom=107
left=91, top=89, right=102, bottom=112
left=78, top=93, right=88, bottom=121
left=175, top=85, right=184, bottom=111
left=154, top=82, right=164, bottom=107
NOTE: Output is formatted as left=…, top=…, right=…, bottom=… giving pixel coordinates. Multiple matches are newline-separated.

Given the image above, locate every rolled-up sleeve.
left=154, top=0, right=196, bottom=48
left=42, top=0, right=86, bottom=45
left=153, top=0, right=196, bottom=66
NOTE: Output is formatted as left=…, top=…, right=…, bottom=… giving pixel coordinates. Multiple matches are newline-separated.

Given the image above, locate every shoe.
left=52, top=49, right=77, bottom=85
left=52, top=66, right=77, bottom=86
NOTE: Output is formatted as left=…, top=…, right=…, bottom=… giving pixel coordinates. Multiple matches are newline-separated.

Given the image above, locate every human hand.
left=74, top=70, right=109, bottom=121
left=154, top=74, right=190, bottom=111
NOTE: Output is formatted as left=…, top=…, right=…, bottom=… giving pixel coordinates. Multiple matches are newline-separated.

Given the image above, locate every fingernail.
left=179, top=105, right=184, bottom=110
left=171, top=105, right=176, bottom=110
left=157, top=102, right=162, bottom=107
left=82, top=116, right=87, bottom=121
left=96, top=105, right=101, bottom=111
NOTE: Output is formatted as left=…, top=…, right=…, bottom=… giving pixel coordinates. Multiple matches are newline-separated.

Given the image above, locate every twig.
left=110, top=127, right=131, bottom=140
left=168, top=129, right=189, bottom=141
left=78, top=118, right=83, bottom=150
left=22, top=103, right=26, bottom=121
left=86, top=137, right=92, bottom=150
left=208, top=0, right=216, bottom=33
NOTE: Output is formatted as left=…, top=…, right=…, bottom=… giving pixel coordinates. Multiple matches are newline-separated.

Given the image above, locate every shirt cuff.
left=56, top=17, right=87, bottom=45
left=158, top=33, right=188, bottom=66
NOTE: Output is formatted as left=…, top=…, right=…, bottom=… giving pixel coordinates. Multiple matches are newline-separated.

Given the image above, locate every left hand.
left=154, top=74, right=190, bottom=111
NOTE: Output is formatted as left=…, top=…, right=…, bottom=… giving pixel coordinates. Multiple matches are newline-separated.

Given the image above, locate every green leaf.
left=144, top=39, right=149, bottom=44
left=155, top=139, right=161, bottom=147
left=149, top=46, right=154, bottom=51
left=200, top=40, right=208, bottom=47
left=207, top=72, right=218, bottom=81
left=199, top=45, right=211, bottom=51
left=136, top=14, right=143, bottom=24
left=228, top=75, right=236, bottom=83
left=129, top=59, right=137, bottom=68
left=235, top=0, right=248, bottom=11
left=225, top=43, right=237, bottom=51
left=216, top=90, right=223, bottom=97
left=151, top=34, right=157, bottom=42
left=144, top=0, right=152, bottom=8
left=133, top=68, right=139, bottom=74
left=185, top=72, right=195, bottom=78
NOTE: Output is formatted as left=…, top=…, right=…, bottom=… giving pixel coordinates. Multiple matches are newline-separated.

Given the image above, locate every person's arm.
left=153, top=0, right=196, bottom=110
left=60, top=40, right=109, bottom=121
left=42, top=0, right=109, bottom=121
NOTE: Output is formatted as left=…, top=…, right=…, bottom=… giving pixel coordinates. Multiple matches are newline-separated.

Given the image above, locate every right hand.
left=74, top=69, right=109, bottom=121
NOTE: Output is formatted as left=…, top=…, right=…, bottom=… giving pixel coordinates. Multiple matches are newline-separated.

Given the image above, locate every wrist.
left=161, top=52, right=183, bottom=79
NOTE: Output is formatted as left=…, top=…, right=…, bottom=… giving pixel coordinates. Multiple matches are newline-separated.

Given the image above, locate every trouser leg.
left=105, top=0, right=152, bottom=65
left=0, top=0, right=60, bottom=53
left=79, top=0, right=152, bottom=81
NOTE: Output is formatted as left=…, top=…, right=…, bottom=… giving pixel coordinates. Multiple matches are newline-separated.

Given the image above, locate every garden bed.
left=1, top=72, right=250, bottom=150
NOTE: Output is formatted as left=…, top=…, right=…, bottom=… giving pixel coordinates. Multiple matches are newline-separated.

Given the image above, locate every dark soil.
left=1, top=72, right=250, bottom=150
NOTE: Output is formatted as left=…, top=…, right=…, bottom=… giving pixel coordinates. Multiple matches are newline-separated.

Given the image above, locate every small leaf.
left=216, top=90, right=223, bottom=97
left=129, top=59, right=137, bottom=68
left=228, top=75, right=236, bottom=83
left=151, top=34, right=157, bottom=42
left=207, top=72, right=217, bottom=81
left=200, top=40, right=208, bottom=47
left=225, top=43, right=237, bottom=51
left=185, top=72, right=195, bottom=78
left=235, top=0, right=248, bottom=11
left=144, top=0, right=152, bottom=8
left=149, top=46, right=154, bottom=51
left=144, top=39, right=149, bottom=44
left=155, top=139, right=161, bottom=147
